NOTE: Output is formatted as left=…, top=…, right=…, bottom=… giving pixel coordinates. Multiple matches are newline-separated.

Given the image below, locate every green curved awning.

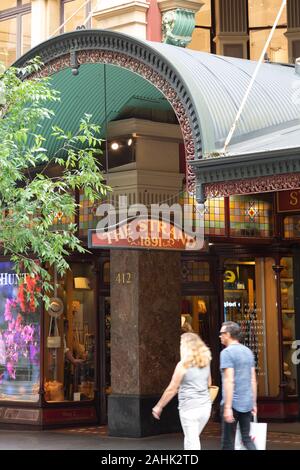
left=44, top=63, right=173, bottom=155
left=13, top=29, right=300, bottom=200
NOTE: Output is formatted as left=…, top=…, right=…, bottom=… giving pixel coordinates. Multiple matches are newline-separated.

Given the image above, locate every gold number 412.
left=116, top=272, right=132, bottom=284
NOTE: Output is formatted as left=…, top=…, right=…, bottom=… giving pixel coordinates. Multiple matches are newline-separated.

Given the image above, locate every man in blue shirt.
left=220, top=321, right=257, bottom=450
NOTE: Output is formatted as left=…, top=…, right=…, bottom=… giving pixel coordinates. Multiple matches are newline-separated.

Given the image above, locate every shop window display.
left=181, top=295, right=210, bottom=346
left=0, top=262, right=40, bottom=402
left=45, top=263, right=95, bottom=402
left=223, top=258, right=280, bottom=398
left=280, top=257, right=298, bottom=397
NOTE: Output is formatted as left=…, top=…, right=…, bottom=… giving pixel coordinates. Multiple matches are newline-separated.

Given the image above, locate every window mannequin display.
left=198, top=299, right=209, bottom=345
left=63, top=319, right=86, bottom=401
left=63, top=319, right=86, bottom=366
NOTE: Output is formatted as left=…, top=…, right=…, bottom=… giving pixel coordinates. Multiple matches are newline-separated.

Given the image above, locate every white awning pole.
left=223, top=0, right=287, bottom=154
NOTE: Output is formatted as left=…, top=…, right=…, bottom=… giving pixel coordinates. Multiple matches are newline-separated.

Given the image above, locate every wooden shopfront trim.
left=40, top=251, right=109, bottom=428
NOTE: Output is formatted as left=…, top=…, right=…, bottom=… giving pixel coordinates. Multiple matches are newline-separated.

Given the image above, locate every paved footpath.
left=0, top=422, right=300, bottom=450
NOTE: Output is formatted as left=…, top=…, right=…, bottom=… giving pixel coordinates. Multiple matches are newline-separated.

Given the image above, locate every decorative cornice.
left=285, top=29, right=300, bottom=37
left=162, top=8, right=196, bottom=47
left=14, top=30, right=200, bottom=189
left=157, top=0, right=204, bottom=13
left=205, top=173, right=300, bottom=200
left=191, top=148, right=300, bottom=202
left=93, top=1, right=149, bottom=21
left=193, top=150, right=300, bottom=182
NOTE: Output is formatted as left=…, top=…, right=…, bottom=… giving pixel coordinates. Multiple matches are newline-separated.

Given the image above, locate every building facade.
left=2, top=1, right=300, bottom=68
left=0, top=1, right=299, bottom=435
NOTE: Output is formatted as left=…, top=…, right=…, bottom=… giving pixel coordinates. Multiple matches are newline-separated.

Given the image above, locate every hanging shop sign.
left=277, top=190, right=300, bottom=212
left=88, top=217, right=205, bottom=251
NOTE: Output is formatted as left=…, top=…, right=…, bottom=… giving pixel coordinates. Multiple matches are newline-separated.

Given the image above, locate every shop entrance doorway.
left=181, top=295, right=213, bottom=345
left=223, top=258, right=282, bottom=398
left=181, top=292, right=220, bottom=385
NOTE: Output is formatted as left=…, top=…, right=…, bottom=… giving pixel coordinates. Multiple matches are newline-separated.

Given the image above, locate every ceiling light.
left=127, top=138, right=133, bottom=146
left=111, top=142, right=119, bottom=151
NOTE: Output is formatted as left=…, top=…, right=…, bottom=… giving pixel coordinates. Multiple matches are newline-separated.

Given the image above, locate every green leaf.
left=0, top=60, right=110, bottom=303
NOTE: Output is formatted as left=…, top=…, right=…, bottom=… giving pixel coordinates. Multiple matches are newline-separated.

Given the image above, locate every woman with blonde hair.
left=152, top=332, right=212, bottom=450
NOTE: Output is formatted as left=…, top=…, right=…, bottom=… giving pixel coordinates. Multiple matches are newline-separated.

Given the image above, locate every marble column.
left=108, top=249, right=181, bottom=437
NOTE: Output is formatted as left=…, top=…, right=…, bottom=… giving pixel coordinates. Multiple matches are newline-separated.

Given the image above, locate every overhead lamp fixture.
left=74, top=277, right=91, bottom=290
left=111, top=142, right=119, bottom=151
left=127, top=138, right=133, bottom=146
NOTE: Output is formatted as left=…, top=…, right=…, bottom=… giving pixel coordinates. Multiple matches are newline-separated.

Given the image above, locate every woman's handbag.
left=209, top=385, right=219, bottom=403
left=47, top=316, right=61, bottom=348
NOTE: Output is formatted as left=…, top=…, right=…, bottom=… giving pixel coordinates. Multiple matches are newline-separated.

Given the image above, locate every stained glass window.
left=181, top=260, right=210, bottom=282
left=79, top=190, right=105, bottom=238
left=80, top=189, right=226, bottom=239
left=178, top=191, right=197, bottom=232
left=204, top=197, right=225, bottom=236
left=51, top=212, right=75, bottom=232
left=283, top=215, right=300, bottom=239
left=229, top=194, right=273, bottom=237
left=179, top=191, right=225, bottom=236
left=50, top=194, right=75, bottom=232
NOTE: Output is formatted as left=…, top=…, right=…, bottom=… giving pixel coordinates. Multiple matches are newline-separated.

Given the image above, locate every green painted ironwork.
left=162, top=9, right=196, bottom=47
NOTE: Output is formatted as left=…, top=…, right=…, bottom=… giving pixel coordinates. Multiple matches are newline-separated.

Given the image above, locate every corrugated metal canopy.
left=147, top=43, right=300, bottom=155
left=14, top=29, right=300, bottom=159
left=224, top=122, right=300, bottom=156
